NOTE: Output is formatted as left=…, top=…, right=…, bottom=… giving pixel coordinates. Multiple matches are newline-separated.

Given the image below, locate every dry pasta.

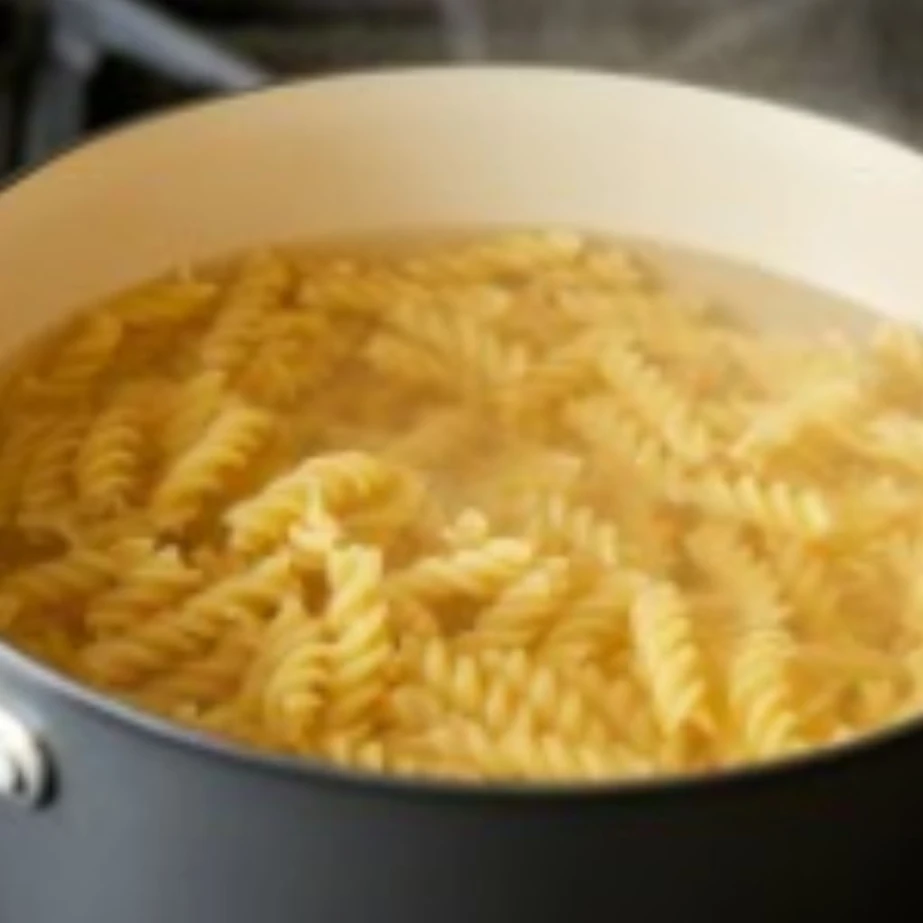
left=3, top=229, right=923, bottom=784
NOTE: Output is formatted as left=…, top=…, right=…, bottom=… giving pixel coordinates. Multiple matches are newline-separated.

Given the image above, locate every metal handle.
left=0, top=708, right=50, bottom=809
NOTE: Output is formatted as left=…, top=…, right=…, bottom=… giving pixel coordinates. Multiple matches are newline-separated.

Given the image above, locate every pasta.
left=18, top=411, right=91, bottom=528
left=226, top=451, right=400, bottom=556
left=629, top=581, right=713, bottom=741
left=85, top=544, right=202, bottom=636
left=597, top=333, right=715, bottom=464
left=24, top=312, right=122, bottom=401
left=199, top=251, right=290, bottom=375
left=160, top=370, right=227, bottom=457
left=471, top=557, right=571, bottom=651
left=76, top=388, right=150, bottom=514
left=729, top=623, right=803, bottom=758
left=389, top=538, right=534, bottom=604
left=251, top=595, right=329, bottom=747
left=3, top=228, right=923, bottom=784
left=151, top=402, right=275, bottom=531
left=322, top=545, right=394, bottom=729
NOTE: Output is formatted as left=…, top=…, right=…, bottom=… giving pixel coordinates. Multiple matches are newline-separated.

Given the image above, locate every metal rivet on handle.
left=0, top=708, right=50, bottom=809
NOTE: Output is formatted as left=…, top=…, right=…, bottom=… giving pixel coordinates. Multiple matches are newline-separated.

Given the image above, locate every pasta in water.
left=2, top=229, right=922, bottom=783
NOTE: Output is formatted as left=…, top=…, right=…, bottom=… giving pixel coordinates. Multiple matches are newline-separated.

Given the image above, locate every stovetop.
left=2, top=0, right=923, bottom=178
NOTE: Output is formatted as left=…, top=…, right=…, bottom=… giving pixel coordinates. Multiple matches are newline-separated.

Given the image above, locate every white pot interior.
left=3, top=67, right=923, bottom=354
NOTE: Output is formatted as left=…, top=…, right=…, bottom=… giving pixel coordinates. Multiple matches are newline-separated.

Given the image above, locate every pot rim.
left=2, top=63, right=920, bottom=803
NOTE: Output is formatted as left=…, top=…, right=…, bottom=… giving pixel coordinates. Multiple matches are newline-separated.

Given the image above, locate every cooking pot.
left=3, top=67, right=923, bottom=923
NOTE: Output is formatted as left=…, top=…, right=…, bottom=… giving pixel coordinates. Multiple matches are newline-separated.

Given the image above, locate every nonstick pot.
left=3, top=67, right=923, bottom=923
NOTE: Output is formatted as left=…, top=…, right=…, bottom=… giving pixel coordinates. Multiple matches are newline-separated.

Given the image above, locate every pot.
left=2, top=67, right=923, bottom=923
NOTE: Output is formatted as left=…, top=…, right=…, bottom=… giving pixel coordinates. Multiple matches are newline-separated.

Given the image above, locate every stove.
left=1, top=0, right=921, bottom=177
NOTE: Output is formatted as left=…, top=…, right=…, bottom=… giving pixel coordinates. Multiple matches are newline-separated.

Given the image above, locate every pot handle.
left=0, top=707, right=50, bottom=809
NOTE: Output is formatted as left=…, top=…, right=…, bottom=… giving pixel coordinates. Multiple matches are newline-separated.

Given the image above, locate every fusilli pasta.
left=2, top=230, right=922, bottom=784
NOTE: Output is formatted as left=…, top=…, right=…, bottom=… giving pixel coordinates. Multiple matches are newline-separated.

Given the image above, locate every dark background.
left=2, top=0, right=923, bottom=175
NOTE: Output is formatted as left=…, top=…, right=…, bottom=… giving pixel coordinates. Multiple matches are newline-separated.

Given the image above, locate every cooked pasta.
left=24, top=312, right=122, bottom=401
left=3, top=229, right=923, bottom=784
left=18, top=411, right=91, bottom=527
left=76, top=388, right=150, bottom=514
left=629, top=581, right=713, bottom=740
left=151, top=402, right=275, bottom=531
left=250, top=595, right=329, bottom=747
left=471, top=557, right=572, bottom=651
left=85, top=545, right=202, bottom=637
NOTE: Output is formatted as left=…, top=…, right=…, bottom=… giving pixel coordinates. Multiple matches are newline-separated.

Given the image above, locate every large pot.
left=2, top=67, right=923, bottom=923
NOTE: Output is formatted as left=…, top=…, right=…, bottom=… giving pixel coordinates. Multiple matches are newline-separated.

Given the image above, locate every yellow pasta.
left=671, top=472, right=835, bottom=538
left=77, top=389, right=150, bottom=514
left=524, top=493, right=621, bottom=569
left=389, top=538, right=534, bottom=605
left=729, top=622, right=804, bottom=759
left=226, top=451, right=400, bottom=556
left=85, top=545, right=201, bottom=636
left=24, top=312, right=122, bottom=401
left=597, top=333, right=716, bottom=464
left=539, top=571, right=636, bottom=665
left=18, top=411, right=91, bottom=527
left=199, top=251, right=289, bottom=375
left=3, top=230, right=923, bottom=784
left=160, top=370, right=227, bottom=458
left=469, top=558, right=571, bottom=651
left=630, top=581, right=713, bottom=739
left=498, top=330, right=601, bottom=426
left=151, top=402, right=275, bottom=531
left=253, top=595, right=329, bottom=748
left=686, top=524, right=789, bottom=628
left=0, top=546, right=117, bottom=619
left=80, top=551, right=294, bottom=689
left=0, top=414, right=54, bottom=522
left=419, top=718, right=628, bottom=782
left=321, top=545, right=394, bottom=729
left=392, top=643, right=626, bottom=776
left=139, top=623, right=257, bottom=713
left=387, top=300, right=532, bottom=398
left=106, top=274, right=218, bottom=328
left=239, top=313, right=331, bottom=410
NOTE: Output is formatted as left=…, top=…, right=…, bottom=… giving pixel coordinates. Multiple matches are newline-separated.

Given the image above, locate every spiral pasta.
left=77, top=390, right=150, bottom=514
left=395, top=640, right=626, bottom=757
left=525, top=494, right=621, bottom=569
left=322, top=545, right=393, bottom=729
left=672, top=472, right=835, bottom=538
left=539, top=571, right=636, bottom=665
left=26, top=312, right=122, bottom=401
left=597, top=334, right=716, bottom=464
left=420, top=718, right=628, bottom=781
left=161, top=370, right=227, bottom=458
left=152, top=402, right=275, bottom=531
left=85, top=545, right=201, bottom=636
left=0, top=415, right=54, bottom=522
left=140, top=623, right=257, bottom=713
left=729, top=622, right=803, bottom=759
left=389, top=538, right=533, bottom=605
left=686, top=524, right=789, bottom=628
left=81, top=551, right=294, bottom=689
left=200, top=251, right=289, bottom=375
left=498, top=331, right=601, bottom=426
left=252, top=595, right=329, bottom=747
left=18, top=412, right=91, bottom=527
left=226, top=452, right=399, bottom=556
left=3, top=230, right=923, bottom=784
left=0, top=546, right=119, bottom=618
left=470, top=558, right=571, bottom=651
left=239, top=313, right=331, bottom=410
left=388, top=300, right=532, bottom=398
left=630, top=581, right=712, bottom=739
